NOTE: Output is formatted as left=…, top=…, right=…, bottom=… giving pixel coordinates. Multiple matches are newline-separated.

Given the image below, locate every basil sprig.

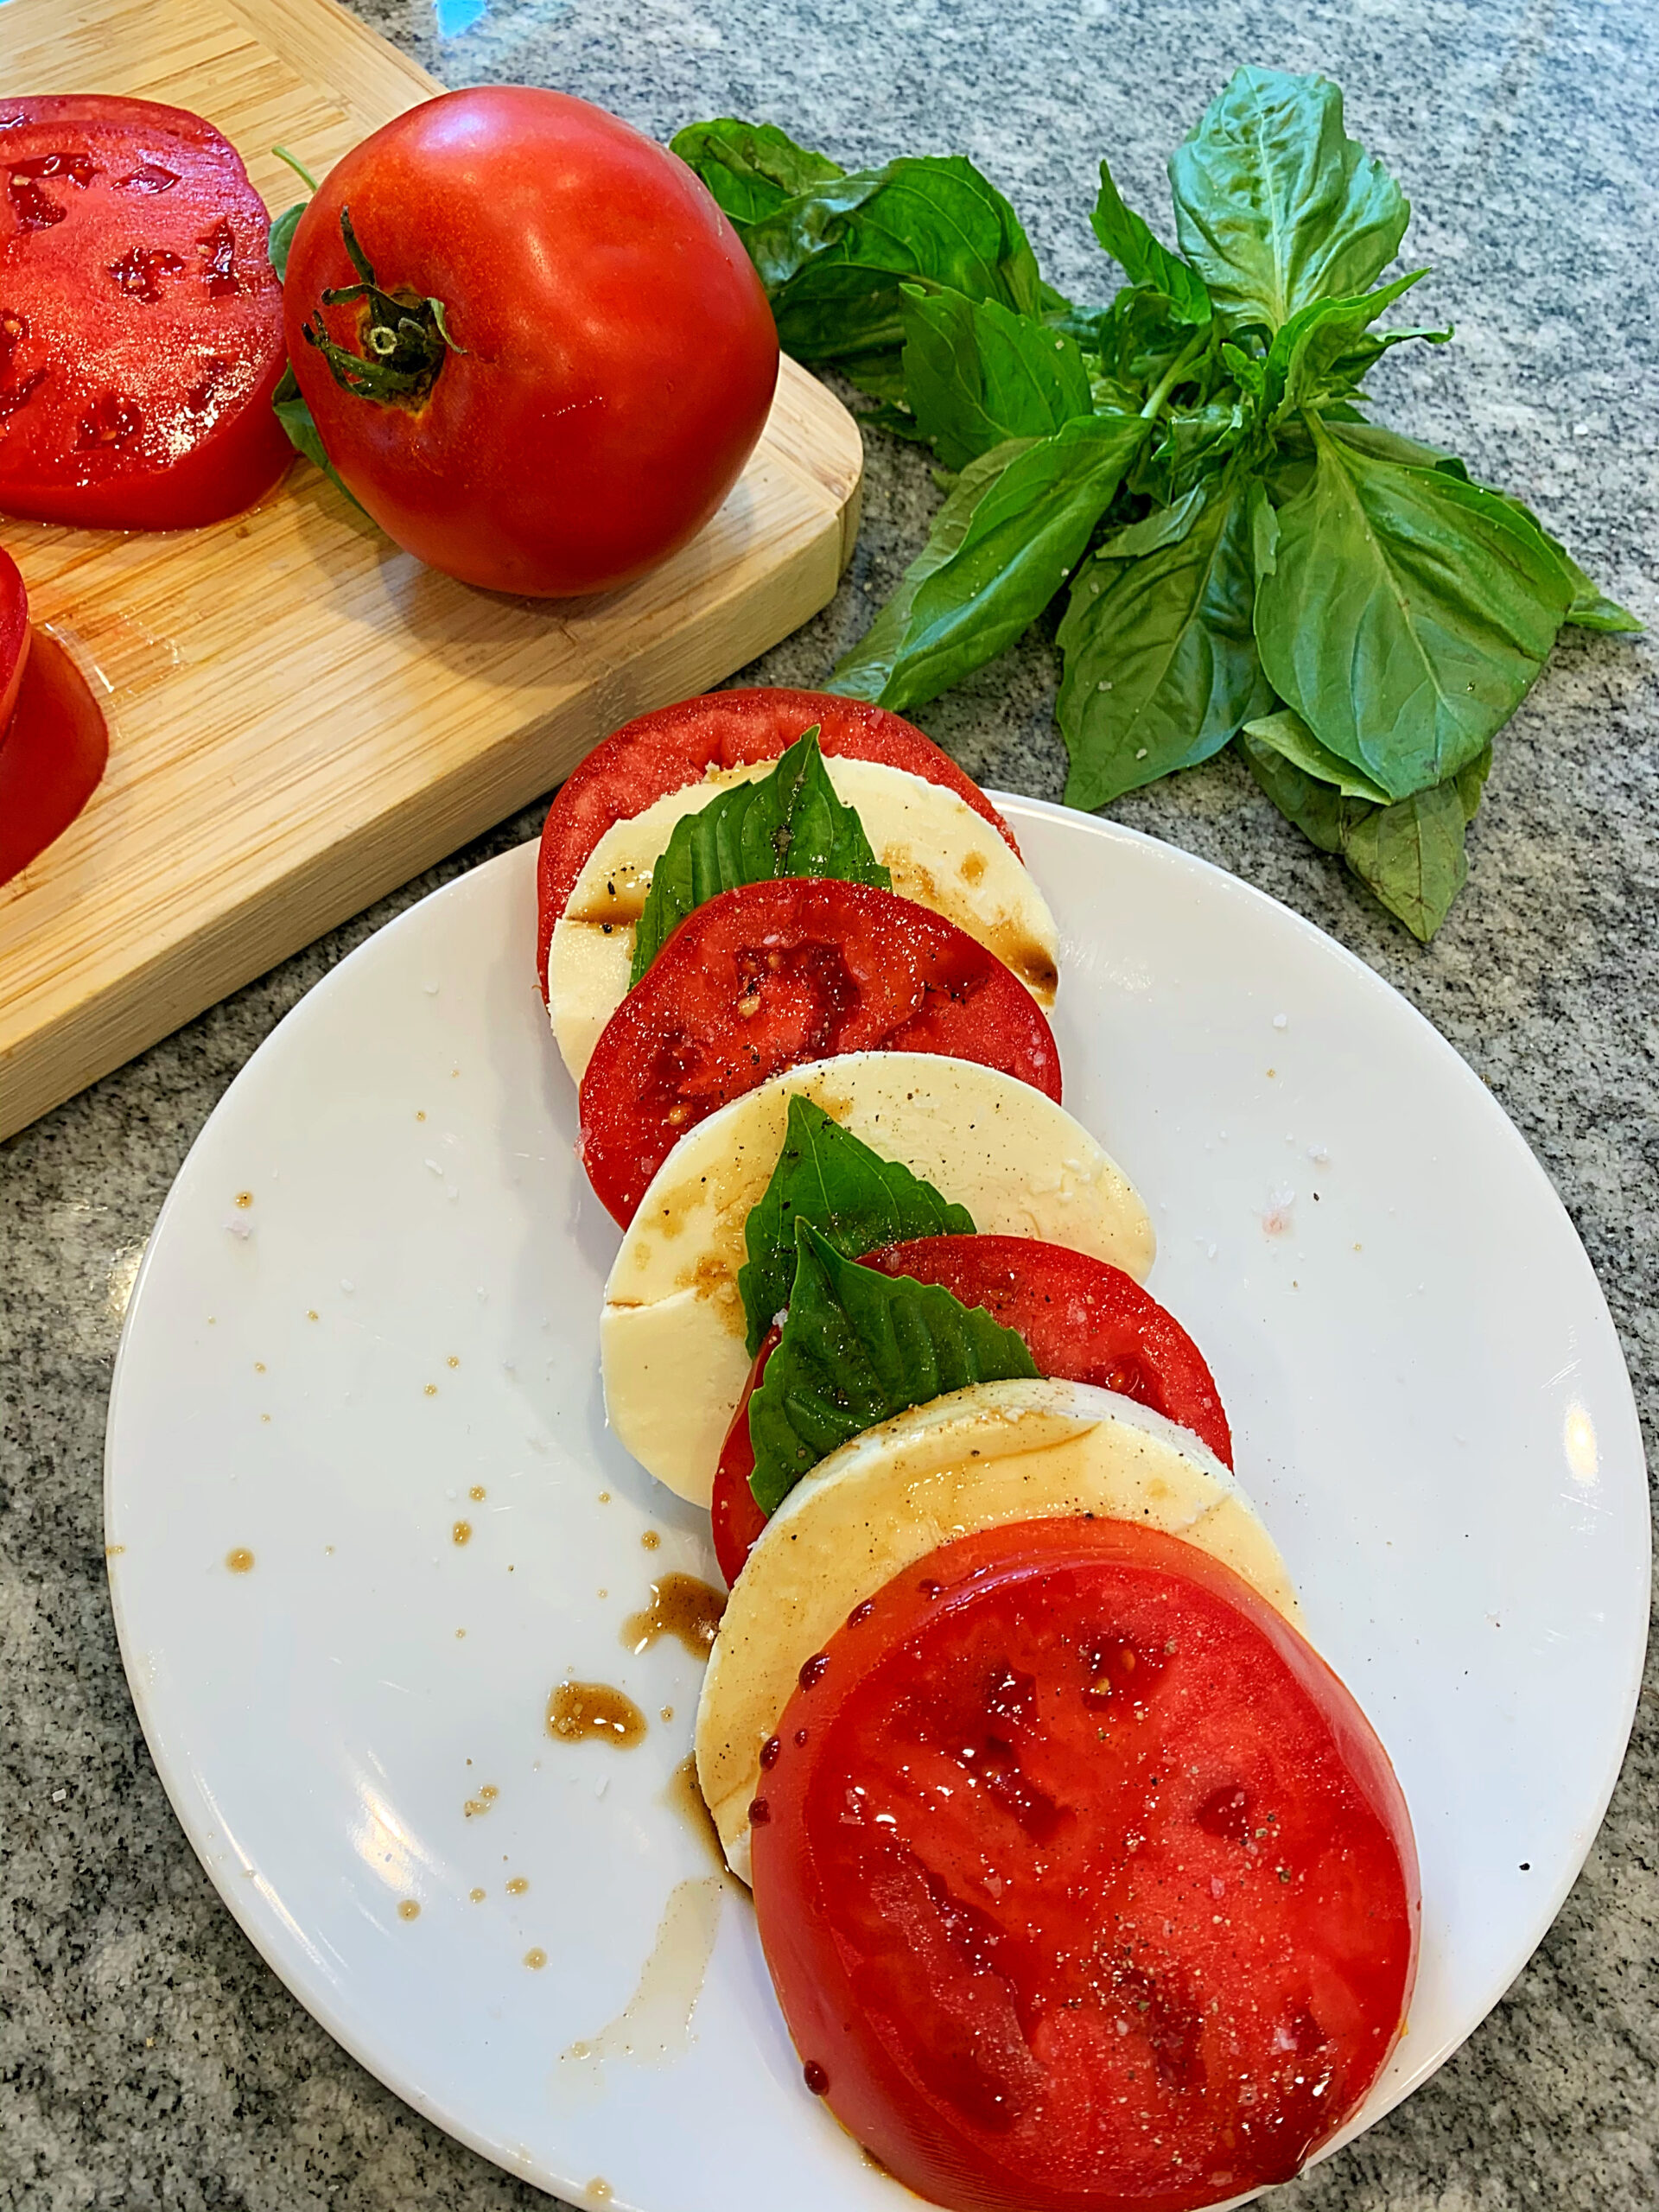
left=629, top=728, right=889, bottom=985
left=677, top=67, right=1637, bottom=940
left=747, top=1220, right=1037, bottom=1514
left=737, top=1095, right=973, bottom=1357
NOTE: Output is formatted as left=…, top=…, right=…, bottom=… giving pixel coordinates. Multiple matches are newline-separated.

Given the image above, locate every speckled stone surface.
left=3, top=0, right=1655, bottom=2206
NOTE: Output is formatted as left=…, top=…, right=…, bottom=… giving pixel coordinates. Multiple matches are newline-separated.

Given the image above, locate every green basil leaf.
left=1462, top=481, right=1643, bottom=636
left=1327, top=420, right=1468, bottom=478
left=1253, top=416, right=1571, bottom=800
left=830, top=412, right=1148, bottom=713
left=1241, top=707, right=1393, bottom=803
left=670, top=118, right=845, bottom=228
left=828, top=440, right=1037, bottom=702
left=1239, top=729, right=1491, bottom=940
left=1058, top=476, right=1274, bottom=808
left=1090, top=156, right=1211, bottom=325
left=1076, top=283, right=1197, bottom=405
left=270, top=365, right=365, bottom=513
left=731, top=154, right=1045, bottom=378
left=1259, top=270, right=1432, bottom=417
left=737, top=1096, right=975, bottom=1357
left=1094, top=482, right=1208, bottom=560
left=899, top=288, right=1094, bottom=469
left=1168, top=68, right=1408, bottom=333
left=629, top=728, right=889, bottom=986
left=268, top=200, right=305, bottom=284
left=747, top=1220, right=1035, bottom=1511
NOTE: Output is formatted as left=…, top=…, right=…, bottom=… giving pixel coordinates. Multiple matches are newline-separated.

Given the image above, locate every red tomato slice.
left=0, top=625, right=110, bottom=886
left=0, top=95, right=289, bottom=529
left=709, top=1239, right=1231, bottom=1586
left=751, top=1517, right=1420, bottom=2212
left=535, top=688, right=1020, bottom=995
left=0, top=544, right=28, bottom=732
left=579, top=880, right=1062, bottom=1226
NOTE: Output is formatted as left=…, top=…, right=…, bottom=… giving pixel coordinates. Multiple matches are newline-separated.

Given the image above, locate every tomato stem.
left=300, top=205, right=466, bottom=410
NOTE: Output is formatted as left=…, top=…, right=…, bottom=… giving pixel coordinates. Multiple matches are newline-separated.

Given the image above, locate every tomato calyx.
left=301, top=206, right=465, bottom=411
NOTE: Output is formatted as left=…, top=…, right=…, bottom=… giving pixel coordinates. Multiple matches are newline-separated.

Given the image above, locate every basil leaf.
left=1239, top=728, right=1491, bottom=940
left=1242, top=707, right=1393, bottom=804
left=1327, top=420, right=1468, bottom=477
left=1259, top=270, right=1433, bottom=418
left=268, top=200, right=305, bottom=283
left=670, top=118, right=844, bottom=228
left=1168, top=68, right=1408, bottom=333
left=629, top=728, right=889, bottom=986
left=737, top=1096, right=975, bottom=1357
left=1090, top=157, right=1211, bottom=325
left=1253, top=416, right=1571, bottom=800
left=827, top=441, right=1036, bottom=702
left=270, top=365, right=365, bottom=513
left=831, top=412, right=1148, bottom=713
left=1464, top=482, right=1643, bottom=637
left=899, top=288, right=1094, bottom=469
left=747, top=1220, right=1035, bottom=1511
left=726, top=154, right=1045, bottom=382
left=1058, top=476, right=1274, bottom=809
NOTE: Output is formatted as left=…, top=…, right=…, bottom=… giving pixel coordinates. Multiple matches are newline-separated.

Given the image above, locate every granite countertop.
left=3, top=0, right=1655, bottom=2205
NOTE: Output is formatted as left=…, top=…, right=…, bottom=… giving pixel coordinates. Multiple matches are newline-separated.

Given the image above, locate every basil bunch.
left=676, top=69, right=1637, bottom=940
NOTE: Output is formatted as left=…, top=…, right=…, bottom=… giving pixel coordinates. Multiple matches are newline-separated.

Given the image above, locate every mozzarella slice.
left=695, top=1376, right=1300, bottom=1883
left=601, top=1052, right=1155, bottom=1505
left=548, top=756, right=1060, bottom=1080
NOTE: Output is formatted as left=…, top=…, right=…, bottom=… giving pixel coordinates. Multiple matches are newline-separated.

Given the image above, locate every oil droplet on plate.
left=561, top=1876, right=724, bottom=2068
left=452, top=1522, right=472, bottom=1546
left=469, top=1887, right=486, bottom=1903
left=226, top=1548, right=254, bottom=1573
left=547, top=1681, right=646, bottom=1747
left=424, top=1383, right=438, bottom=1398
left=588, top=2183, right=613, bottom=2205
left=524, top=1947, right=547, bottom=1969
left=506, top=1875, right=528, bottom=1895
left=640, top=1529, right=660, bottom=1551
left=623, top=1574, right=725, bottom=1661
left=467, top=1484, right=486, bottom=1501
left=447, top=1355, right=460, bottom=1369
left=234, top=1191, right=253, bottom=1209
left=397, top=1899, right=420, bottom=1922
left=664, top=1755, right=727, bottom=1874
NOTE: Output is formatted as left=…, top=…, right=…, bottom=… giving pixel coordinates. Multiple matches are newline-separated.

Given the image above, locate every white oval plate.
left=105, top=802, right=1649, bottom=2211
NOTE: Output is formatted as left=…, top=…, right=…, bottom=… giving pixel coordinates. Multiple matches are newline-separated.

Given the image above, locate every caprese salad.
left=535, top=690, right=1421, bottom=2212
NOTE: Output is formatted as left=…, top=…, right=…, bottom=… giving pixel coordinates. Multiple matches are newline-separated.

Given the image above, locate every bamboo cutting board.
left=0, top=0, right=863, bottom=1143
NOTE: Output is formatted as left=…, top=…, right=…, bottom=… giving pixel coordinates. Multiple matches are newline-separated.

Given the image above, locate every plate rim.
left=103, top=798, right=1653, bottom=2202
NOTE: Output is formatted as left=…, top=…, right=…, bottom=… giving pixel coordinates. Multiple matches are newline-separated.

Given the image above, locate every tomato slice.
left=709, top=1239, right=1231, bottom=1586
left=0, top=96, right=289, bottom=529
left=751, top=1516, right=1420, bottom=2212
left=535, top=689, right=1020, bottom=995
left=578, top=880, right=1062, bottom=1225
left=0, top=545, right=29, bottom=732
left=0, top=622, right=110, bottom=886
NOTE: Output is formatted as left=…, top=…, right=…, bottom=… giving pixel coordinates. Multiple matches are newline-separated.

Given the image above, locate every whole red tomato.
left=282, top=87, right=779, bottom=596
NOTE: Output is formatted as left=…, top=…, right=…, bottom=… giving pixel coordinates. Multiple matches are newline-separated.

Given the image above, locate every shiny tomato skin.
left=710, top=1325, right=777, bottom=1586
left=578, top=879, right=1063, bottom=1225
left=0, top=96, right=289, bottom=529
left=752, top=1517, right=1420, bottom=2212
left=863, top=1237, right=1233, bottom=1465
left=709, top=1239, right=1232, bottom=1584
left=535, top=689, right=1020, bottom=992
left=0, top=546, right=28, bottom=732
left=0, top=625, right=109, bottom=885
left=283, top=88, right=779, bottom=597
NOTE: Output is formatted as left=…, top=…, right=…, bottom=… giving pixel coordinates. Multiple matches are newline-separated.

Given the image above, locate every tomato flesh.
left=751, top=1517, right=1419, bottom=2212
left=0, top=626, right=110, bottom=885
left=710, top=1238, right=1231, bottom=1586
left=535, top=687, right=1020, bottom=996
left=579, top=880, right=1062, bottom=1225
left=0, top=544, right=27, bottom=731
left=284, top=87, right=779, bottom=598
left=0, top=96, right=289, bottom=528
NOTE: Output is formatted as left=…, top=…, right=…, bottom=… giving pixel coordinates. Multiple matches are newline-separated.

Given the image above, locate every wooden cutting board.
left=0, top=0, right=863, bottom=1143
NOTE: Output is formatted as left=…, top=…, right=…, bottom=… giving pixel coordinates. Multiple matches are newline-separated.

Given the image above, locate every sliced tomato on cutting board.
left=0, top=94, right=289, bottom=529
left=710, top=1238, right=1230, bottom=1586
left=751, top=1516, right=1420, bottom=2212
left=1, top=544, right=109, bottom=887
left=578, top=880, right=1062, bottom=1226
left=536, top=688, right=1020, bottom=995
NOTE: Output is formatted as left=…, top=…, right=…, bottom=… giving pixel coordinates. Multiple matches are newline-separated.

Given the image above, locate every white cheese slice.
left=694, top=1376, right=1300, bottom=1883
left=548, top=755, right=1060, bottom=1081
left=601, top=1052, right=1155, bottom=1505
